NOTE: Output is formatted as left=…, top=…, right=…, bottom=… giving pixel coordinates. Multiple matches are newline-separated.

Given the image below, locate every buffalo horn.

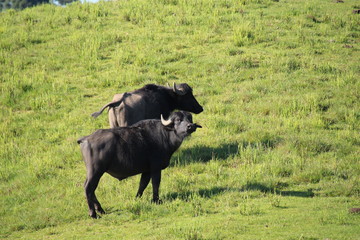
left=161, top=114, right=172, bottom=126
left=173, top=83, right=186, bottom=96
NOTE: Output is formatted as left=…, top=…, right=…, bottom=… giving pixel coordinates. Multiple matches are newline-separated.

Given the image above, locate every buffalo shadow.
left=171, top=143, right=239, bottom=167
left=242, top=182, right=315, bottom=198
left=104, top=185, right=314, bottom=215
left=164, top=183, right=315, bottom=202
left=171, top=139, right=280, bottom=167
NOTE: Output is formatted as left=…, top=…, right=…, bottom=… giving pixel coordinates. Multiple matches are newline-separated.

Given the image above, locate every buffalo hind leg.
left=151, top=171, right=162, bottom=204
left=136, top=172, right=151, bottom=198
left=108, top=107, right=118, bottom=128
left=84, top=171, right=104, bottom=218
left=93, top=195, right=105, bottom=215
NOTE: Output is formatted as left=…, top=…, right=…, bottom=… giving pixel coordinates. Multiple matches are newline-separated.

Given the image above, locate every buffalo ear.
left=173, top=83, right=186, bottom=96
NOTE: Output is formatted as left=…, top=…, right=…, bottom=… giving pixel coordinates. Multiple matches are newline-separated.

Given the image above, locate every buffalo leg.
left=93, top=195, right=105, bottom=215
left=108, top=107, right=118, bottom=128
left=84, top=178, right=104, bottom=215
left=151, top=171, right=162, bottom=204
left=84, top=171, right=104, bottom=218
left=136, top=172, right=151, bottom=198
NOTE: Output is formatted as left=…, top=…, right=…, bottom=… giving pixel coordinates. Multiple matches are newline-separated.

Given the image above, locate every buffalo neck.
left=167, top=128, right=186, bottom=152
left=134, top=120, right=184, bottom=154
left=162, top=88, right=177, bottom=113
left=147, top=120, right=185, bottom=154
left=156, top=123, right=185, bottom=154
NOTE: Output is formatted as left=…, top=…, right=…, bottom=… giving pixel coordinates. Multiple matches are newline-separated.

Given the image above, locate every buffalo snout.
left=194, top=106, right=204, bottom=114
left=187, top=123, right=202, bottom=133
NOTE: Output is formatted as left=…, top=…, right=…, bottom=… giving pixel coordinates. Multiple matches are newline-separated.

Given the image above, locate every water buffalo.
left=77, top=111, right=202, bottom=218
left=91, top=83, right=203, bottom=128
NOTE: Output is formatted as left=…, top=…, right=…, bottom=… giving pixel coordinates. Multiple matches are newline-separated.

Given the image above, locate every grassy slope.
left=1, top=0, right=359, bottom=239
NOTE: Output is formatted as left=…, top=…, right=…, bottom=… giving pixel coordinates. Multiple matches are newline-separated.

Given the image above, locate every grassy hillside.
left=1, top=0, right=359, bottom=239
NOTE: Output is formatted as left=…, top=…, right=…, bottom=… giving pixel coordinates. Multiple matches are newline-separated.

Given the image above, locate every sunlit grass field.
left=1, top=0, right=359, bottom=239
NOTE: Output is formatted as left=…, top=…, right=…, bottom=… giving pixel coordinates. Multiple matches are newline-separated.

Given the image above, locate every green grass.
left=1, top=0, right=360, bottom=239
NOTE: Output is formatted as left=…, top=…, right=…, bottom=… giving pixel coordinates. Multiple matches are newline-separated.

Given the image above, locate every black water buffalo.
left=77, top=111, right=202, bottom=218
left=91, top=83, right=203, bottom=128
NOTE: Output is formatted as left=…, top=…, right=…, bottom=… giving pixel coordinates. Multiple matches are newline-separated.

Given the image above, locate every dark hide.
left=91, top=83, right=203, bottom=128
left=78, top=111, right=201, bottom=218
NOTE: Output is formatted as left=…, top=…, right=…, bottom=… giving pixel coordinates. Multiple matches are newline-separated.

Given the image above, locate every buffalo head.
left=173, top=83, right=203, bottom=114
left=161, top=111, right=202, bottom=138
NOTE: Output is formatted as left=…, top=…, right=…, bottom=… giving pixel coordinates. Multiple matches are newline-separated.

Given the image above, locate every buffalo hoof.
left=89, top=210, right=99, bottom=219
left=152, top=199, right=163, bottom=205
left=98, top=209, right=106, bottom=215
left=97, top=207, right=106, bottom=215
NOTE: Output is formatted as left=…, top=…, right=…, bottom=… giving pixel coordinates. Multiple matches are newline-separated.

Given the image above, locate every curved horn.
left=161, top=114, right=172, bottom=126
left=173, top=83, right=186, bottom=96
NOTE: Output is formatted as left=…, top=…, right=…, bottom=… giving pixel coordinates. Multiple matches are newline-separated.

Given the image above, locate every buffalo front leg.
left=84, top=171, right=104, bottom=218
left=151, top=171, right=162, bottom=204
left=136, top=172, right=151, bottom=198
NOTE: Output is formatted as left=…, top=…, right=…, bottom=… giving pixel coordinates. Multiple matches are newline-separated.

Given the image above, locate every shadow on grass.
left=243, top=182, right=315, bottom=197
left=106, top=208, right=123, bottom=215
left=172, top=140, right=281, bottom=167
left=171, top=143, right=239, bottom=166
left=164, top=184, right=315, bottom=202
left=103, top=185, right=313, bottom=215
left=164, top=186, right=230, bottom=201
